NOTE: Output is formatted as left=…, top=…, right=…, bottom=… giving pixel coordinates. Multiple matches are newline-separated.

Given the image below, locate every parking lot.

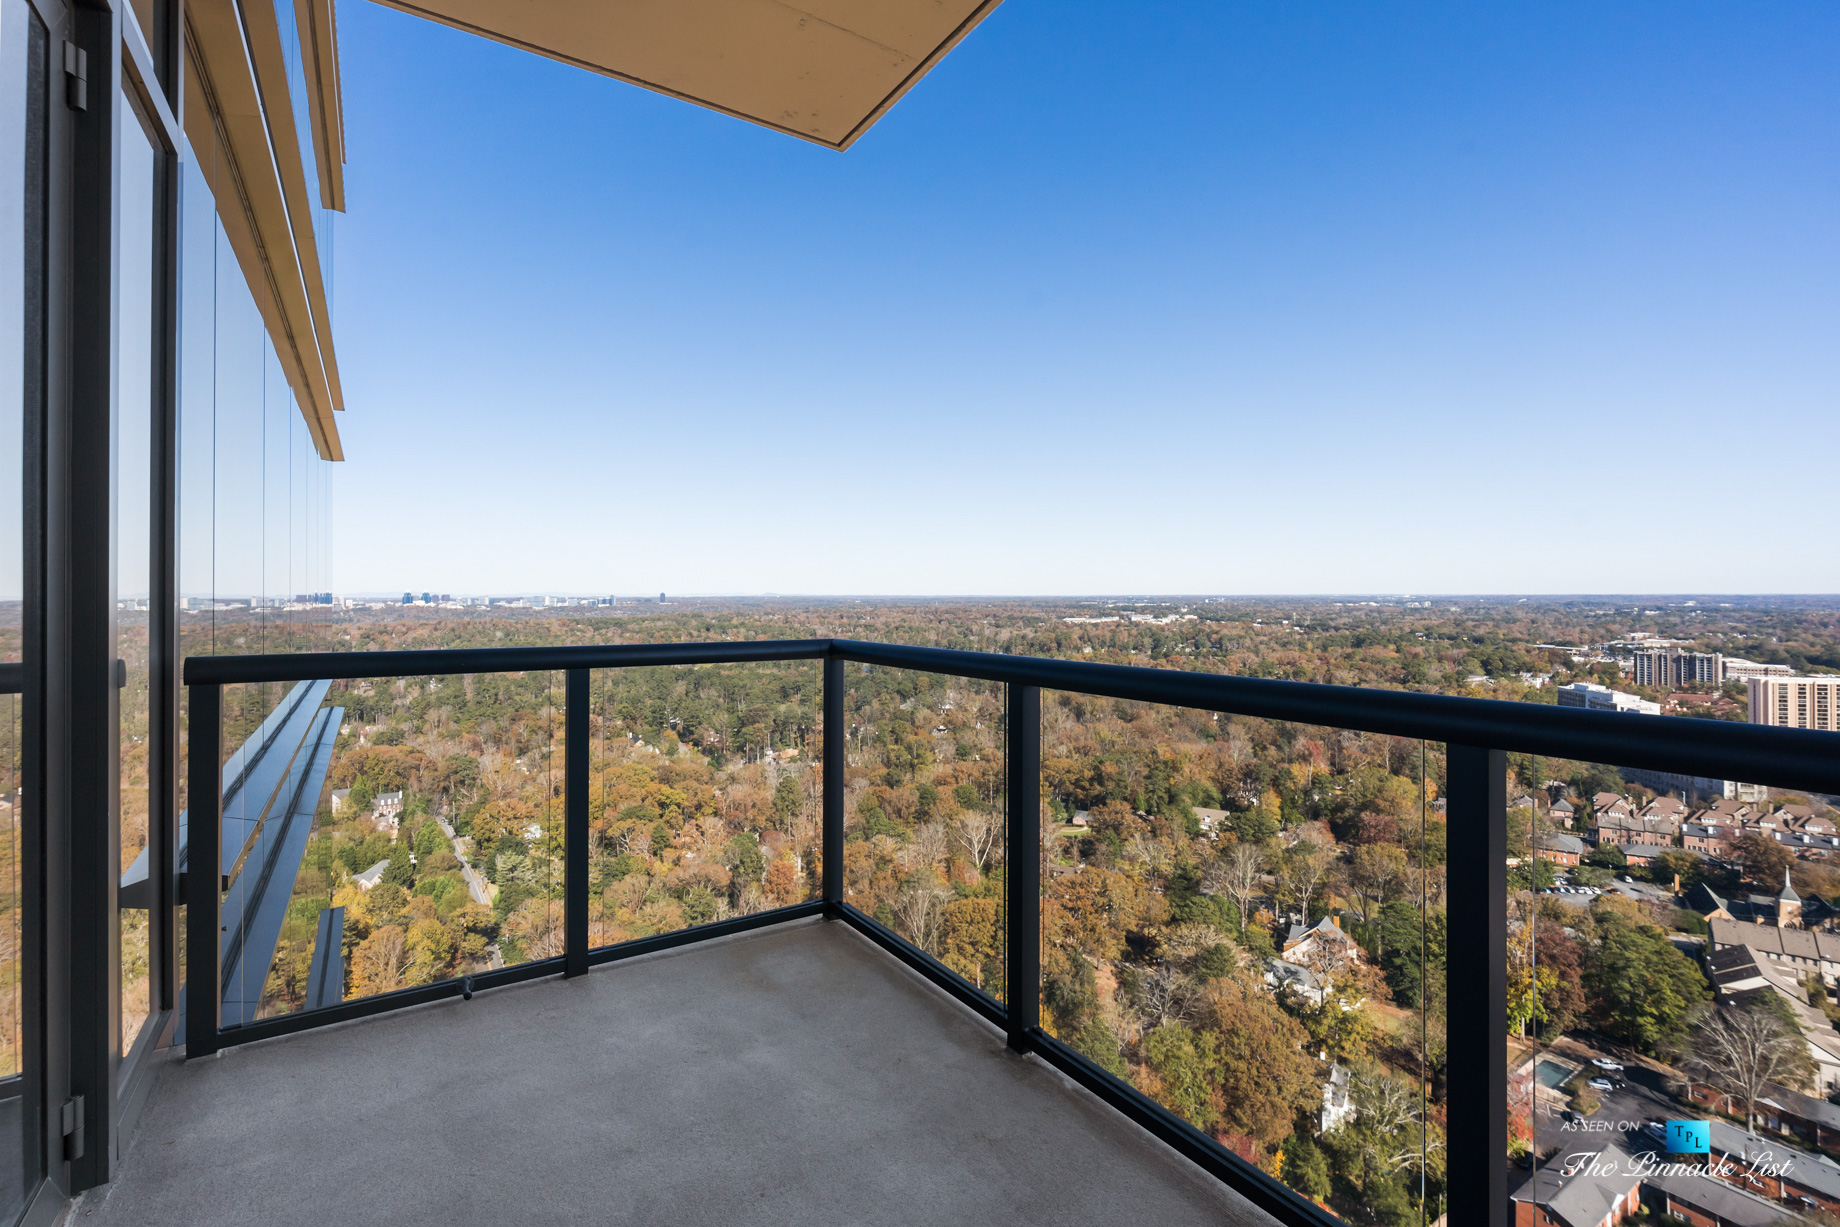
left=1540, top=872, right=1678, bottom=909
left=1534, top=1052, right=1679, bottom=1160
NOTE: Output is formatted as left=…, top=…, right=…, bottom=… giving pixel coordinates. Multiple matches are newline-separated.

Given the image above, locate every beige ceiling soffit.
left=295, top=0, right=346, bottom=210
left=184, top=24, right=344, bottom=459
left=369, top=0, right=1005, bottom=150
left=184, top=1, right=345, bottom=461
left=239, top=0, right=348, bottom=407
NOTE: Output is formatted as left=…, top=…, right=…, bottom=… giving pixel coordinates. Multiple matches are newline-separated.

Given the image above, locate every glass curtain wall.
left=117, top=81, right=157, bottom=1060
left=0, top=0, right=41, bottom=1214
left=176, top=119, right=337, bottom=1041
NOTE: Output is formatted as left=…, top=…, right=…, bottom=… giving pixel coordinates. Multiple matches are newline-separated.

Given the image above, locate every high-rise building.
left=1748, top=676, right=1840, bottom=732
left=1631, top=647, right=1722, bottom=688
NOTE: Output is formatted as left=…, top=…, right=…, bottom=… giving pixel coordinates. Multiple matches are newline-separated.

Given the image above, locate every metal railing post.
left=564, top=668, right=589, bottom=977
left=1005, top=683, right=1040, bottom=1052
left=1444, top=743, right=1506, bottom=1224
left=822, top=654, right=843, bottom=914
left=185, top=683, right=222, bottom=1059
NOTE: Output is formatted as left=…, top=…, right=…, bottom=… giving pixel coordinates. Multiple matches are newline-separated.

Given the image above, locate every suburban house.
left=1775, top=830, right=1840, bottom=859
left=1192, top=807, right=1229, bottom=835
left=1319, top=1064, right=1354, bottom=1133
left=1536, top=833, right=1585, bottom=866
left=1514, top=1134, right=1817, bottom=1227
left=1688, top=1079, right=1840, bottom=1154
left=352, top=860, right=391, bottom=891
left=1264, top=958, right=1329, bottom=1007
left=1682, top=822, right=1734, bottom=857
left=1614, top=844, right=1666, bottom=868
left=375, top=791, right=406, bottom=833
left=1591, top=812, right=1677, bottom=848
left=1641, top=1164, right=1808, bottom=1227
left=1703, top=923, right=1840, bottom=1093
left=1593, top=793, right=1637, bottom=821
left=1510, top=1143, right=1643, bottom=1227
left=1706, top=798, right=1756, bottom=825
left=1280, top=916, right=1363, bottom=968
left=1696, top=1120, right=1840, bottom=1214
left=1550, top=797, right=1578, bottom=828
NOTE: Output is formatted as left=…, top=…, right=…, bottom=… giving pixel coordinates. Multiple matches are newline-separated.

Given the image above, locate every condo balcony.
left=75, top=637, right=1840, bottom=1227
left=89, top=919, right=1273, bottom=1227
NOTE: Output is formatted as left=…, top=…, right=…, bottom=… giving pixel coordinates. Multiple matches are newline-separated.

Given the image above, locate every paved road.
left=436, top=814, right=492, bottom=906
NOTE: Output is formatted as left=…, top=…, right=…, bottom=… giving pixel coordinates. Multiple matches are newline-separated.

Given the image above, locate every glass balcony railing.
left=1508, top=758, right=1840, bottom=1227
left=175, top=636, right=1840, bottom=1227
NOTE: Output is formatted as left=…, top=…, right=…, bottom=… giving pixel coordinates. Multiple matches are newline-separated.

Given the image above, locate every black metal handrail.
left=183, top=638, right=1840, bottom=794
left=179, top=637, right=1840, bottom=1227
left=829, top=640, right=1840, bottom=795
left=180, top=638, right=833, bottom=685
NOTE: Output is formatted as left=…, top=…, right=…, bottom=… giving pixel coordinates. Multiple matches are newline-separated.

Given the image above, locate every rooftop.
left=83, top=919, right=1275, bottom=1227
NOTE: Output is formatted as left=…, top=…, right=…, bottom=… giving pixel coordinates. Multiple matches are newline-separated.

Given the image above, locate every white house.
left=1320, top=1063, right=1355, bottom=1133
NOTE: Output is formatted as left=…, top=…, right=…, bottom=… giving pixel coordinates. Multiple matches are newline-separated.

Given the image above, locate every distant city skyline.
left=323, top=2, right=1838, bottom=595
left=162, top=591, right=1839, bottom=604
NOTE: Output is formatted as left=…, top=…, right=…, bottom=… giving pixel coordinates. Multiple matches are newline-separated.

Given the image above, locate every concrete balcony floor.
left=84, top=919, right=1277, bottom=1227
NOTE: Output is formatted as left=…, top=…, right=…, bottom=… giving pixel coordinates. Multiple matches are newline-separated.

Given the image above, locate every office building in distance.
left=1632, top=647, right=1723, bottom=688
left=1749, top=676, right=1840, bottom=732
left=1556, top=682, right=1662, bottom=716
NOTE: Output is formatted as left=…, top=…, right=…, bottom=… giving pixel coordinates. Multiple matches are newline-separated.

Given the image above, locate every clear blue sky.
left=327, top=1, right=1839, bottom=596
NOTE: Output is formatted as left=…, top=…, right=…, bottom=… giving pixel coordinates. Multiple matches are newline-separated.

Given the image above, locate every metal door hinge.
left=60, top=1095, right=84, bottom=1161
left=62, top=42, right=86, bottom=111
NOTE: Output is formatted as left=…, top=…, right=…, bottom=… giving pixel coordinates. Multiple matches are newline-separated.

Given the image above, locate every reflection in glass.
left=207, top=673, right=573, bottom=1024
left=0, top=0, right=44, bottom=1213
left=176, top=103, right=339, bottom=1042
left=117, top=83, right=157, bottom=1057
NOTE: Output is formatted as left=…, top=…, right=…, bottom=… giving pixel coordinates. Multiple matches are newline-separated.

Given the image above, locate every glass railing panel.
left=1508, top=754, right=1840, bottom=1226
left=211, top=671, right=564, bottom=1030
left=842, top=662, right=1008, bottom=1004
left=588, top=661, right=821, bottom=949
left=1042, top=692, right=1443, bottom=1225
left=0, top=692, right=18, bottom=1082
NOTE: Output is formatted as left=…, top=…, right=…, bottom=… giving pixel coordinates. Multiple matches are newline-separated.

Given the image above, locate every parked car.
left=1645, top=1122, right=1666, bottom=1139
left=1591, top=1058, right=1624, bottom=1071
left=1588, top=1077, right=1615, bottom=1090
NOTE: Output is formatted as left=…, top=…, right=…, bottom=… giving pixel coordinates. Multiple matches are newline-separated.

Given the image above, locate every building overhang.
left=370, top=0, right=1005, bottom=149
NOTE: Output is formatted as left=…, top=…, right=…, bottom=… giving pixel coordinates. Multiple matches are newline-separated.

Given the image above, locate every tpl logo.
left=1666, top=1121, right=1710, bottom=1154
